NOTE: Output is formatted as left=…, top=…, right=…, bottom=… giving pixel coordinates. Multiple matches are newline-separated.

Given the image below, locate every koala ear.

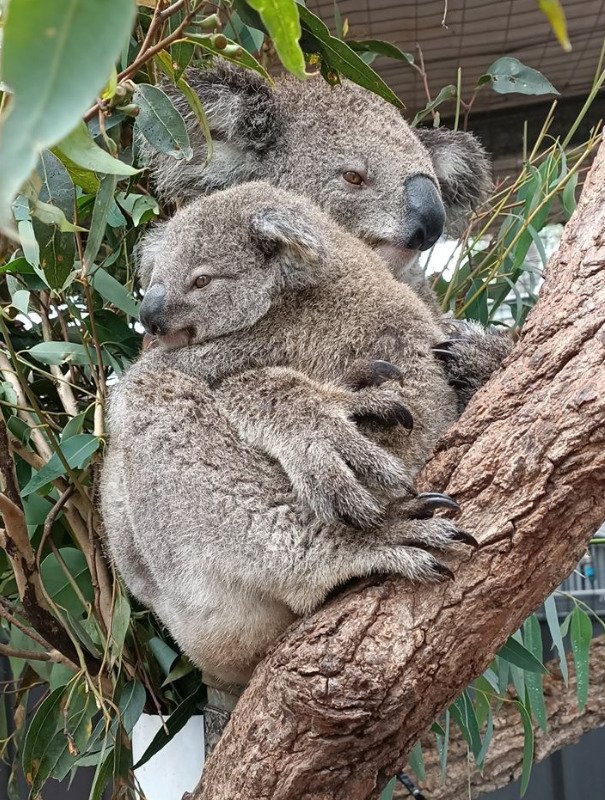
left=415, top=127, right=492, bottom=235
left=134, top=222, right=169, bottom=289
left=250, top=206, right=327, bottom=289
left=142, top=63, right=281, bottom=203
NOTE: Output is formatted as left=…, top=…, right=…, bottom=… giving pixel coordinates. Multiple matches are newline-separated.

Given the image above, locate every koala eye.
left=343, top=170, right=365, bottom=186
left=193, top=274, right=212, bottom=289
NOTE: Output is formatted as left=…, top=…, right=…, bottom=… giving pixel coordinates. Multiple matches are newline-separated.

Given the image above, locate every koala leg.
left=213, top=366, right=415, bottom=528
left=433, top=319, right=515, bottom=411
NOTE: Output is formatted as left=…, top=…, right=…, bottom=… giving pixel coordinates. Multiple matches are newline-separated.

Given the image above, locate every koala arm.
left=212, top=364, right=415, bottom=528
left=433, top=319, right=515, bottom=411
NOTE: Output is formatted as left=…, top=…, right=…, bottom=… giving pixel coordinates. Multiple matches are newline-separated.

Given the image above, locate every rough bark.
left=404, top=636, right=605, bottom=799
left=195, top=138, right=605, bottom=800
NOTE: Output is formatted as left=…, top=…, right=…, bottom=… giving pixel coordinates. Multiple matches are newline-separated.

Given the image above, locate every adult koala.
left=141, top=63, right=512, bottom=404
left=101, top=183, right=478, bottom=687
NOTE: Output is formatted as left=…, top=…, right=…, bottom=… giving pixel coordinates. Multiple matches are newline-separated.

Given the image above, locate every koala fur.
left=101, top=183, right=477, bottom=686
left=139, top=63, right=512, bottom=405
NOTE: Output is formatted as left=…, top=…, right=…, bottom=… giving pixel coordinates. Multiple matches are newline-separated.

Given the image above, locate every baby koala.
left=100, top=182, right=477, bottom=686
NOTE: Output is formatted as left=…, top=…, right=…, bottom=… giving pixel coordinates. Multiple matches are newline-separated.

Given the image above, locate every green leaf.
left=41, top=548, right=93, bottom=615
left=486, top=57, right=559, bottom=96
left=22, top=683, right=94, bottom=792
left=0, top=0, right=136, bottom=226
left=84, top=175, right=118, bottom=268
left=27, top=341, right=105, bottom=367
left=115, top=192, right=159, bottom=227
left=10, top=289, right=30, bottom=315
left=224, top=11, right=265, bottom=53
left=569, top=605, right=592, bottom=711
left=110, top=593, right=131, bottom=664
left=297, top=5, right=403, bottom=109
left=56, top=122, right=139, bottom=176
left=133, top=684, right=205, bottom=769
left=118, top=681, right=146, bottom=735
left=13, top=196, right=40, bottom=268
left=407, top=740, right=425, bottom=780
left=515, top=699, right=535, bottom=795
left=149, top=636, right=179, bottom=676
left=162, top=656, right=195, bottom=686
left=523, top=615, right=548, bottom=731
left=539, top=0, right=572, bottom=52
left=562, top=172, right=579, bottom=220
left=21, top=434, right=100, bottom=496
left=245, top=0, right=306, bottom=79
left=134, top=84, right=193, bottom=161
left=91, top=267, right=140, bottom=318
left=347, top=40, right=414, bottom=65
left=544, top=594, right=568, bottom=685
left=183, top=34, right=271, bottom=81
left=498, top=635, right=547, bottom=674
left=412, top=85, right=457, bottom=126
left=379, top=777, right=396, bottom=800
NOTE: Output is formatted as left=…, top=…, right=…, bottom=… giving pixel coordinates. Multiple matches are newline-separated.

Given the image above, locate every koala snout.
left=140, top=283, right=168, bottom=336
left=403, top=175, right=446, bottom=251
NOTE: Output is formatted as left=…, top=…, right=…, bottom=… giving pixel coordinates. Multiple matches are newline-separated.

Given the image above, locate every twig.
left=83, top=1, right=205, bottom=123
left=0, top=350, right=53, bottom=460
left=0, top=597, right=77, bottom=671
left=0, top=643, right=71, bottom=664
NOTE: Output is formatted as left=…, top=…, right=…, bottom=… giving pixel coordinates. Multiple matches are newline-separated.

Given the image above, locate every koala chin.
left=101, top=182, right=480, bottom=688
left=139, top=62, right=512, bottom=409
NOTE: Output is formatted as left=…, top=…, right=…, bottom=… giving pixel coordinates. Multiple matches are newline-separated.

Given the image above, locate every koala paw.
left=343, top=359, right=414, bottom=430
left=432, top=320, right=514, bottom=410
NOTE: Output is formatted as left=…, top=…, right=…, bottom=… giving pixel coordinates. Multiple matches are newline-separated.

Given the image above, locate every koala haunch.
left=101, top=183, right=478, bottom=686
left=140, top=63, right=512, bottom=406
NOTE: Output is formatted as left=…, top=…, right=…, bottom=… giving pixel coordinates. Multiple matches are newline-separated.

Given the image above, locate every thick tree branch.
left=413, top=636, right=605, bottom=799
left=195, top=137, right=605, bottom=800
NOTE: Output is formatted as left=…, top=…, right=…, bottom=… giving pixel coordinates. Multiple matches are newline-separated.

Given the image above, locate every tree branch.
left=195, top=136, right=605, bottom=800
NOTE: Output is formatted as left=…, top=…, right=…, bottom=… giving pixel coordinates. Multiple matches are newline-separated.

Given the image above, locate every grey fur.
left=101, top=183, right=475, bottom=686
left=138, top=64, right=510, bottom=407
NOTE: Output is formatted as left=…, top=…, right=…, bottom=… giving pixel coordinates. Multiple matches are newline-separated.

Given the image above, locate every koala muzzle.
left=403, top=175, right=446, bottom=251
left=140, top=283, right=168, bottom=336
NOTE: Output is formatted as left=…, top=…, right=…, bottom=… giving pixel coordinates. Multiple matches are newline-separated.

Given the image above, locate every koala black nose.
left=139, top=283, right=167, bottom=336
left=404, top=175, right=446, bottom=251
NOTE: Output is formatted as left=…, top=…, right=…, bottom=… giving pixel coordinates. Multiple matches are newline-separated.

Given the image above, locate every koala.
left=100, top=183, right=478, bottom=687
left=139, top=62, right=513, bottom=404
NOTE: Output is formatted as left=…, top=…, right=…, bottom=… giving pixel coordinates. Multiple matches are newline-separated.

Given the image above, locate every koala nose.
left=139, top=283, right=167, bottom=336
left=404, top=175, right=446, bottom=251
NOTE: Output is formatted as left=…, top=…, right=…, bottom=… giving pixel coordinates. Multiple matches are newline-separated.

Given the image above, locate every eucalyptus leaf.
left=27, top=341, right=105, bottom=367
left=245, top=0, right=306, bottom=78
left=498, top=634, right=547, bottom=674
left=297, top=5, right=403, bottom=109
left=347, top=39, right=413, bottom=65
left=134, top=84, right=193, bottom=161
left=56, top=122, right=139, bottom=176
left=486, top=57, right=559, bottom=96
left=21, top=434, right=100, bottom=496
left=84, top=175, right=118, bottom=268
left=569, top=605, right=592, bottom=711
left=40, top=548, right=94, bottom=615
left=184, top=34, right=271, bottom=81
left=515, top=699, right=535, bottom=795
left=0, top=0, right=136, bottom=226
left=544, top=594, right=569, bottom=685
left=91, top=267, right=140, bottom=318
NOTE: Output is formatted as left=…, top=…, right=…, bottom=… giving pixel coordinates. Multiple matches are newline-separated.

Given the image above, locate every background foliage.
left=0, top=0, right=602, bottom=797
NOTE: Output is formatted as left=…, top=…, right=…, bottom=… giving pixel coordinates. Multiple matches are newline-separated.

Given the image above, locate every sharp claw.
left=453, top=529, right=480, bottom=548
left=434, top=562, right=455, bottom=581
left=369, top=359, right=404, bottom=385
left=432, top=347, right=454, bottom=361
left=417, top=491, right=459, bottom=511
left=353, top=402, right=413, bottom=430
left=393, top=403, right=414, bottom=430
left=349, top=359, right=404, bottom=389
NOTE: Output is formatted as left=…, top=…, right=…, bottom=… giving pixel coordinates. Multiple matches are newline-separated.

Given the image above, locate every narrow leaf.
left=544, top=594, right=569, bottom=685
left=569, top=605, right=592, bottom=711
left=134, top=84, right=193, bottom=161
left=498, top=635, right=547, bottom=673
left=84, top=175, right=118, bottom=268
left=515, top=699, right=535, bottom=795
left=539, top=0, right=572, bottom=51
left=56, top=122, right=139, bottom=176
left=245, top=0, right=306, bottom=79
left=21, top=434, right=100, bottom=496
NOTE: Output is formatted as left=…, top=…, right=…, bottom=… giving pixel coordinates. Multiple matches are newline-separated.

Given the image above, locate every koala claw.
left=354, top=401, right=413, bottom=430
left=416, top=491, right=459, bottom=512
left=433, top=562, right=456, bottom=581
left=431, top=341, right=456, bottom=360
left=346, top=359, right=404, bottom=390
left=452, top=529, right=480, bottom=548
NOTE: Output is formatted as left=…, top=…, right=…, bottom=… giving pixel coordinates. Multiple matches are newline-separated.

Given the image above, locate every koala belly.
left=101, top=368, right=304, bottom=685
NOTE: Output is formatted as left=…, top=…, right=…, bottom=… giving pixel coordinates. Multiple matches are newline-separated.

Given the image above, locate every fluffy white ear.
left=250, top=205, right=327, bottom=289
left=415, top=127, right=492, bottom=234
left=134, top=222, right=169, bottom=289
left=141, top=63, right=281, bottom=203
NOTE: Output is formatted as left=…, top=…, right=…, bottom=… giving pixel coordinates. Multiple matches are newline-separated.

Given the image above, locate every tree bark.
left=195, top=138, right=605, bottom=800
left=406, top=636, right=605, bottom=799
